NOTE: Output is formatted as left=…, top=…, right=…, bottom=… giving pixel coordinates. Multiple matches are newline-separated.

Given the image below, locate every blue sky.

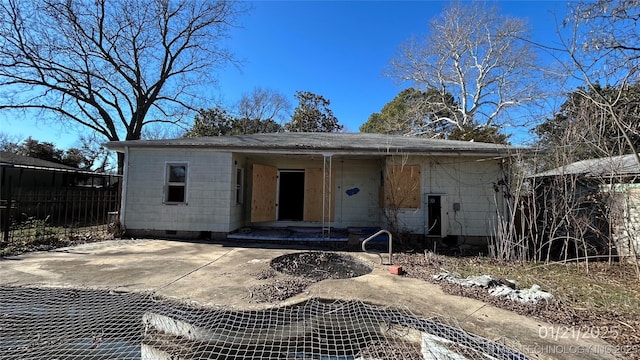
left=2, top=0, right=569, bottom=149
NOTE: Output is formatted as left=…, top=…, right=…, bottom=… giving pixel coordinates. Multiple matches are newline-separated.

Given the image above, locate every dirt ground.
left=0, top=239, right=627, bottom=359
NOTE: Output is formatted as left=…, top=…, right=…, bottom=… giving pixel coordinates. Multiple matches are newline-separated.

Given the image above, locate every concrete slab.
left=0, top=239, right=619, bottom=360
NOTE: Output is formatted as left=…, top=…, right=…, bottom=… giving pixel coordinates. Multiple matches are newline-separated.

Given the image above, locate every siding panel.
left=124, top=148, right=232, bottom=232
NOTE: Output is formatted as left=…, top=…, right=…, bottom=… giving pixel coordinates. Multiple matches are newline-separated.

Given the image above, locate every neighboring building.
left=0, top=151, right=117, bottom=190
left=105, top=133, right=523, bottom=245
left=532, top=153, right=640, bottom=258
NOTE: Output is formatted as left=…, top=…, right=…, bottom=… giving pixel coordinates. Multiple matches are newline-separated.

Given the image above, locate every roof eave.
left=104, top=142, right=527, bottom=158
left=0, top=162, right=119, bottom=176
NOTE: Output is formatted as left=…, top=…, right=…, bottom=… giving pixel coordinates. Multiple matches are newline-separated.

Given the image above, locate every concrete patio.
left=0, top=239, right=619, bottom=360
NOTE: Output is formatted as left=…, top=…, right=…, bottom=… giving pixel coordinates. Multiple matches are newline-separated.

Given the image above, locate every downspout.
left=119, top=146, right=129, bottom=231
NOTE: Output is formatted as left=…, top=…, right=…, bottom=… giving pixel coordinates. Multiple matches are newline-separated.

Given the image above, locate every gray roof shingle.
left=0, top=151, right=78, bottom=170
left=534, top=153, right=640, bottom=177
left=105, top=132, right=525, bottom=156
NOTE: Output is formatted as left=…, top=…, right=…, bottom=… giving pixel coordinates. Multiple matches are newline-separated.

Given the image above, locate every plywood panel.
left=304, top=168, right=335, bottom=221
left=251, top=164, right=277, bottom=222
left=385, top=164, right=421, bottom=209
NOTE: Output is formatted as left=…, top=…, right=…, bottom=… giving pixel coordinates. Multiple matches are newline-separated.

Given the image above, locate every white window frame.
left=164, top=162, right=189, bottom=205
left=235, top=166, right=244, bottom=206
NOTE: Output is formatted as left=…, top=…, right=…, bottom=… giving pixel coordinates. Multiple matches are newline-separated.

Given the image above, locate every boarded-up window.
left=303, top=168, right=335, bottom=221
left=385, top=164, right=421, bottom=209
left=251, top=164, right=277, bottom=222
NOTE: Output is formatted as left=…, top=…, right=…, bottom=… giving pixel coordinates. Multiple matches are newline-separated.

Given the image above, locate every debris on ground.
left=489, top=284, right=554, bottom=304
left=395, top=252, right=640, bottom=360
left=1, top=230, right=114, bottom=257
left=271, top=251, right=372, bottom=281
left=248, top=251, right=372, bottom=303
left=248, top=277, right=311, bottom=303
left=251, top=268, right=278, bottom=280
left=433, top=272, right=553, bottom=304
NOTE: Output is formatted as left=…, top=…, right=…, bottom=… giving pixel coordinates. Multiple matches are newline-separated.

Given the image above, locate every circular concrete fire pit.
left=270, top=252, right=372, bottom=281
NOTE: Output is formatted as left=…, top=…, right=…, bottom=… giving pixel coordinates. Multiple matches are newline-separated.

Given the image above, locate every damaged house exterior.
left=106, top=133, right=520, bottom=246
left=532, top=153, right=640, bottom=259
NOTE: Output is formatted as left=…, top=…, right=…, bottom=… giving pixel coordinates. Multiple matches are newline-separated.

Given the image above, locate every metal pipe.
left=361, top=229, right=393, bottom=265
left=322, top=153, right=333, bottom=239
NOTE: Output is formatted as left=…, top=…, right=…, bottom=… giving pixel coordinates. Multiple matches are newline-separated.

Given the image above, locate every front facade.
left=107, top=133, right=518, bottom=244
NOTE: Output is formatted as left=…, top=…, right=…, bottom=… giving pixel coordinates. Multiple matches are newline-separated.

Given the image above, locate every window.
left=166, top=163, right=187, bottom=203
left=235, top=167, right=244, bottom=205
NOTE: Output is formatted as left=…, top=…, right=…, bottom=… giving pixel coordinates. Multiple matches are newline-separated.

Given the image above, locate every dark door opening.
left=278, top=171, right=304, bottom=221
left=427, top=195, right=442, bottom=236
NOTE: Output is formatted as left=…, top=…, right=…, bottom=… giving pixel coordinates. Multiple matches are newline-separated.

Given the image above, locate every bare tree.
left=0, top=132, right=22, bottom=153
left=387, top=2, right=544, bottom=136
left=549, top=0, right=640, bottom=268
left=359, top=88, right=458, bottom=138
left=237, top=87, right=290, bottom=126
left=559, top=0, right=640, bottom=165
left=536, top=84, right=640, bottom=166
left=471, top=1, right=640, bottom=272
left=379, top=155, right=421, bottom=247
left=0, top=0, right=245, bottom=173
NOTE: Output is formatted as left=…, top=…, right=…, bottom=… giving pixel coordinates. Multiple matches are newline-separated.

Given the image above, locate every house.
left=105, top=133, right=522, bottom=246
left=532, top=154, right=640, bottom=259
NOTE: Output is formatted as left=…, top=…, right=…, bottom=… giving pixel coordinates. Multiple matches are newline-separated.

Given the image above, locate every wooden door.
left=303, top=168, right=335, bottom=222
left=251, top=164, right=277, bottom=222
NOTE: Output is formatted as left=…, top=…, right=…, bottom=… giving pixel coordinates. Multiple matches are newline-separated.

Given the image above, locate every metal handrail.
left=361, top=229, right=392, bottom=265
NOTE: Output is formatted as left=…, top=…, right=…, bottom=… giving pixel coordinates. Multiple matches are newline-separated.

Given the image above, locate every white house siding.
left=333, top=159, right=381, bottom=227
left=607, top=184, right=640, bottom=258
left=123, top=148, right=233, bottom=233
left=621, top=187, right=640, bottom=258
left=392, top=156, right=505, bottom=237
left=121, top=148, right=506, bottom=238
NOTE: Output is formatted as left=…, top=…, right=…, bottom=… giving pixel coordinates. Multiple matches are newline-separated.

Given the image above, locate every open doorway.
left=278, top=170, right=304, bottom=221
left=427, top=195, right=442, bottom=236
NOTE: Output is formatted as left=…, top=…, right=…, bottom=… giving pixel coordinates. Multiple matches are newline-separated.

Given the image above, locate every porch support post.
left=322, top=153, right=334, bottom=238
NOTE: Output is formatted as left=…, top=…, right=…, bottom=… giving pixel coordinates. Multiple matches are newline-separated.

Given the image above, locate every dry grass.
left=0, top=226, right=113, bottom=257
left=396, top=252, right=640, bottom=359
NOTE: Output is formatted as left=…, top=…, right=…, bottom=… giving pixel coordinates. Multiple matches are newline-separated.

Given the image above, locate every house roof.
left=533, top=153, right=640, bottom=178
left=0, top=151, right=79, bottom=170
left=0, top=151, right=113, bottom=176
left=105, top=132, right=526, bottom=157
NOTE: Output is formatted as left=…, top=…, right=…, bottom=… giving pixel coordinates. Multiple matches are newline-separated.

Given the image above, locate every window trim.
left=235, top=166, right=244, bottom=206
left=164, top=162, right=189, bottom=205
